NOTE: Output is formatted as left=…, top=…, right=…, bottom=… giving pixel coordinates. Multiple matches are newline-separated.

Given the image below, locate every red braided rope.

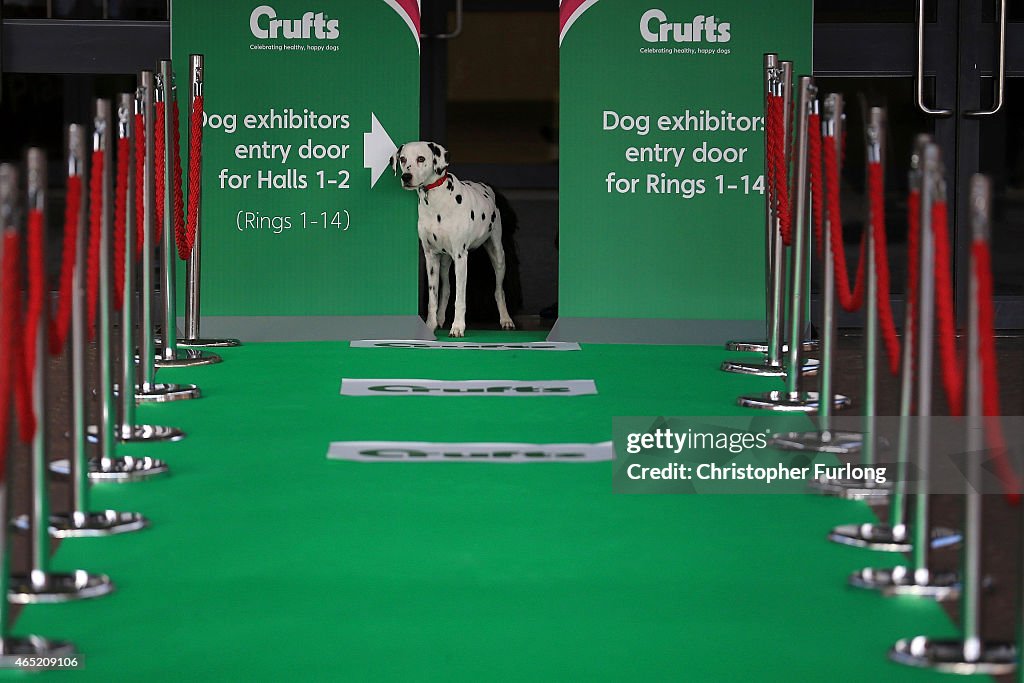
left=172, top=98, right=187, bottom=258
left=823, top=136, right=866, bottom=312
left=86, top=148, right=104, bottom=341
left=767, top=95, right=792, bottom=245
left=932, top=200, right=964, bottom=416
left=16, top=213, right=45, bottom=443
left=5, top=234, right=33, bottom=443
left=48, top=175, right=82, bottom=355
left=808, top=113, right=824, bottom=256
left=23, top=210, right=45, bottom=425
left=764, top=93, right=777, bottom=236
left=867, top=163, right=901, bottom=375
left=154, top=101, right=165, bottom=243
left=183, top=95, right=204, bottom=259
left=114, top=136, right=130, bottom=309
left=974, top=240, right=1022, bottom=503
left=134, top=112, right=146, bottom=258
left=0, top=232, right=19, bottom=476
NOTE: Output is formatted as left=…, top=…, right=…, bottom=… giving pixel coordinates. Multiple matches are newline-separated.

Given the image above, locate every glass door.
left=966, top=0, right=1024, bottom=326
left=419, top=0, right=559, bottom=323
left=420, top=0, right=557, bottom=188
left=813, top=0, right=958, bottom=326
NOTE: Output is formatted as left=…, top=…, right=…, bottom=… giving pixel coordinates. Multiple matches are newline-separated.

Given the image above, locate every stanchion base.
left=738, top=390, right=849, bottom=413
left=724, top=339, right=819, bottom=353
left=178, top=337, right=241, bottom=348
left=828, top=524, right=962, bottom=552
left=131, top=383, right=201, bottom=403
left=807, top=476, right=892, bottom=502
left=848, top=566, right=961, bottom=601
left=0, top=636, right=77, bottom=664
left=49, top=456, right=170, bottom=482
left=721, top=358, right=820, bottom=377
left=768, top=430, right=863, bottom=454
left=120, top=423, right=185, bottom=441
left=154, top=348, right=222, bottom=368
left=8, top=571, right=115, bottom=604
left=889, top=637, right=1016, bottom=675
left=85, top=424, right=186, bottom=443
left=48, top=510, right=149, bottom=538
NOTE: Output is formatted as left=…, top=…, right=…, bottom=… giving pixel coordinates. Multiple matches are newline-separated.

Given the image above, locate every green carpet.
left=13, top=333, right=958, bottom=681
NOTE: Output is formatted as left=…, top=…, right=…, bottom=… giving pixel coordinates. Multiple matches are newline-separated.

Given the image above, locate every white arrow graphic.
left=364, top=113, right=398, bottom=188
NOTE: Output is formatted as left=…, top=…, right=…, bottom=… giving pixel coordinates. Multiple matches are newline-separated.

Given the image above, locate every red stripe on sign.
left=393, top=0, right=419, bottom=33
left=559, top=0, right=598, bottom=45
left=560, top=0, right=585, bottom=34
left=381, top=0, right=420, bottom=49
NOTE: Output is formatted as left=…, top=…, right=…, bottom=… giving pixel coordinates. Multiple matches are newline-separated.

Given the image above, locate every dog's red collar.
left=423, top=174, right=449, bottom=191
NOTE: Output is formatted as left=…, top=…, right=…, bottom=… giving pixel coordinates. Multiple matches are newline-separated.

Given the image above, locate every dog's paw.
left=449, top=323, right=466, bottom=338
left=500, top=318, right=516, bottom=330
left=425, top=316, right=438, bottom=331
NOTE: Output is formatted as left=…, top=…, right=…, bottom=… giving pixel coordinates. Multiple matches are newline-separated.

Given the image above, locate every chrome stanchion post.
left=807, top=108, right=894, bottom=499
left=183, top=55, right=204, bottom=346
left=725, top=54, right=816, bottom=357
left=0, top=168, right=77, bottom=662
left=782, top=79, right=823, bottom=401
left=63, top=125, right=91, bottom=510
left=764, top=57, right=787, bottom=366
left=739, top=77, right=839, bottom=411
left=49, top=116, right=151, bottom=532
left=102, top=100, right=168, bottom=481
left=141, top=70, right=159, bottom=391
left=889, top=175, right=1016, bottom=673
left=53, top=101, right=169, bottom=484
left=724, top=60, right=819, bottom=377
left=827, top=135, right=960, bottom=548
left=770, top=93, right=857, bottom=451
left=887, top=135, right=930, bottom=541
left=778, top=61, right=795, bottom=370
left=180, top=54, right=239, bottom=349
left=115, top=92, right=184, bottom=442
left=863, top=109, right=880, bottom=462
left=8, top=150, right=114, bottom=603
left=0, top=480, right=76, bottom=661
left=134, top=69, right=199, bottom=402
left=154, top=60, right=220, bottom=368
left=813, top=95, right=844, bottom=429
left=785, top=86, right=812, bottom=395
left=847, top=142, right=960, bottom=601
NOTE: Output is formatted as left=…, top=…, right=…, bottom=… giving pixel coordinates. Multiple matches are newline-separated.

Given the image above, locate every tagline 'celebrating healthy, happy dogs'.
left=393, top=141, right=515, bottom=337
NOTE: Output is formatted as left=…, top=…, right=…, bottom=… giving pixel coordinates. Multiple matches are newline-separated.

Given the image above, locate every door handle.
left=965, top=0, right=1007, bottom=117
left=916, top=0, right=953, bottom=117
left=421, top=0, right=464, bottom=40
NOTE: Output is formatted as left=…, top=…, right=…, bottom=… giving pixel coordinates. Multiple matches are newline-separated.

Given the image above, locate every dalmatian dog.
left=393, top=141, right=515, bottom=337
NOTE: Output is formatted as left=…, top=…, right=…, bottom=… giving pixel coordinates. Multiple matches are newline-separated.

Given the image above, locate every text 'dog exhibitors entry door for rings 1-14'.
left=553, top=1, right=812, bottom=344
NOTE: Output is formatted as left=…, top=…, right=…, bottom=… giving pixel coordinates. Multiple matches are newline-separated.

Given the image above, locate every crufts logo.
left=640, top=9, right=731, bottom=43
left=249, top=5, right=340, bottom=40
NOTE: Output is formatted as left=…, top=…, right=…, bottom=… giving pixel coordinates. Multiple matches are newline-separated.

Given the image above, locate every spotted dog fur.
left=392, top=141, right=514, bottom=337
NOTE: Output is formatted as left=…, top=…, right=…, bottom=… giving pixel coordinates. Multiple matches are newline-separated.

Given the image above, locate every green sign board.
left=171, top=0, right=428, bottom=340
left=552, top=1, right=812, bottom=344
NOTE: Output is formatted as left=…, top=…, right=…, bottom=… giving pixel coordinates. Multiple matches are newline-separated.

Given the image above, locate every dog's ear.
left=429, top=143, right=450, bottom=175
left=391, top=144, right=404, bottom=176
